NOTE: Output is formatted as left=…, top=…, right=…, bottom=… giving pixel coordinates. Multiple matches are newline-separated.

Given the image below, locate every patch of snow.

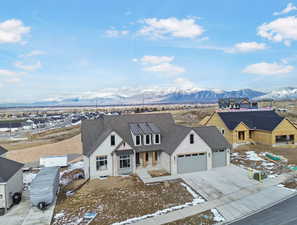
left=211, top=208, right=225, bottom=222
left=277, top=184, right=297, bottom=192
left=111, top=183, right=206, bottom=225
left=54, top=212, right=65, bottom=219
left=245, top=151, right=264, bottom=161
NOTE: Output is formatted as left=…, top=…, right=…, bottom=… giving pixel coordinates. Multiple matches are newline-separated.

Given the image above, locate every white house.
left=81, top=113, right=231, bottom=179
left=0, top=147, right=23, bottom=215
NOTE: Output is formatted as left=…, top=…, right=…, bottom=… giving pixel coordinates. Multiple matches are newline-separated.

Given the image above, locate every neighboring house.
left=218, top=98, right=258, bottom=110
left=0, top=157, right=23, bottom=215
left=205, top=110, right=297, bottom=147
left=81, top=113, right=231, bottom=179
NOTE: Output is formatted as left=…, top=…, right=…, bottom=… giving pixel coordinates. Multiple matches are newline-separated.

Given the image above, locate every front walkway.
left=132, top=166, right=297, bottom=225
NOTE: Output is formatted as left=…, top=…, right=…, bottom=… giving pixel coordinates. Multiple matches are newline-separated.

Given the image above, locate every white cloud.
left=21, top=50, right=45, bottom=57
left=133, top=55, right=174, bottom=65
left=243, top=62, right=294, bottom=75
left=143, top=63, right=185, bottom=74
left=0, top=69, right=19, bottom=76
left=5, top=77, right=21, bottom=83
left=105, top=29, right=129, bottom=37
left=133, top=55, right=185, bottom=75
left=174, top=77, right=196, bottom=89
left=273, top=3, right=297, bottom=16
left=0, top=19, right=31, bottom=44
left=228, top=42, right=268, bottom=53
left=138, top=17, right=204, bottom=39
left=14, top=61, right=42, bottom=71
left=257, top=16, right=297, bottom=46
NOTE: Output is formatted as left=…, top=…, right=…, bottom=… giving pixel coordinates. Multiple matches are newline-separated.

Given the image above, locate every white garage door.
left=212, top=149, right=227, bottom=168
left=177, top=153, right=207, bottom=174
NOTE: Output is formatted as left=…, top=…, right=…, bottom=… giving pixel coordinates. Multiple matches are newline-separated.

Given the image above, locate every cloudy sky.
left=1, top=1, right=297, bottom=102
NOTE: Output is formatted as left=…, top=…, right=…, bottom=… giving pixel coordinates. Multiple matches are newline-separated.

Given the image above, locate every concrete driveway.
left=181, top=165, right=296, bottom=222
left=182, top=165, right=259, bottom=200
left=1, top=191, right=55, bottom=225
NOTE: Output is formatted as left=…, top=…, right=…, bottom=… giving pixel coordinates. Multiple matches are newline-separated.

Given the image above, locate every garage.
left=177, top=153, right=207, bottom=174
left=212, top=149, right=227, bottom=168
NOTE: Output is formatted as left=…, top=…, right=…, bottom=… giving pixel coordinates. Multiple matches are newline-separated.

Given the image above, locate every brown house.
left=205, top=110, right=297, bottom=147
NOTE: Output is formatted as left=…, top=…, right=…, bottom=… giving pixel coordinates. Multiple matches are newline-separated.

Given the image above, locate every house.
left=81, top=113, right=231, bottom=179
left=204, top=110, right=297, bottom=147
left=218, top=98, right=258, bottom=110
left=0, top=154, right=23, bottom=215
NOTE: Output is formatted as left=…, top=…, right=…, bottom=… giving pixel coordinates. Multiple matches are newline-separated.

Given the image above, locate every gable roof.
left=0, top=158, right=23, bottom=183
left=0, top=146, right=8, bottom=156
left=81, top=113, right=231, bottom=156
left=193, top=126, right=232, bottom=150
left=217, top=110, right=284, bottom=131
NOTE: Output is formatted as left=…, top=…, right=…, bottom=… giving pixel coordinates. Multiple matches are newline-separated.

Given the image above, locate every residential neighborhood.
left=3, top=1, right=297, bottom=225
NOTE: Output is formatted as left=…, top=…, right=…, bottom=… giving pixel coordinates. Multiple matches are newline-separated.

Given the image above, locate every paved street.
left=228, top=194, right=297, bottom=225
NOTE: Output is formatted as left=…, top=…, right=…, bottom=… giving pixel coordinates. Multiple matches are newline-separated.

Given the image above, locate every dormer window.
left=145, top=134, right=151, bottom=145
left=135, top=135, right=141, bottom=146
left=190, top=134, right=194, bottom=144
left=155, top=134, right=160, bottom=144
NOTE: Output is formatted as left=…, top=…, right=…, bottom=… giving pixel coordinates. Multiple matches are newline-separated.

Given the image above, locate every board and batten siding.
left=88, top=131, right=123, bottom=179
left=171, top=130, right=212, bottom=175
left=159, top=151, right=171, bottom=173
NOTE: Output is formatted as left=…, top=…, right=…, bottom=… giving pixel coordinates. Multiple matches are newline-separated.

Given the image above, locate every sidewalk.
left=132, top=171, right=297, bottom=225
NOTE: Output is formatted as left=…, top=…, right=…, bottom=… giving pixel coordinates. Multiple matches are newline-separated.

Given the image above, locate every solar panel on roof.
left=147, top=123, right=160, bottom=134
left=138, top=123, right=152, bottom=134
left=129, top=123, right=143, bottom=135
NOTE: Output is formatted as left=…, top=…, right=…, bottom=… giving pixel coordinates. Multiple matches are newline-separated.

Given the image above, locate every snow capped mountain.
left=255, top=87, right=297, bottom=100
left=18, top=88, right=265, bottom=106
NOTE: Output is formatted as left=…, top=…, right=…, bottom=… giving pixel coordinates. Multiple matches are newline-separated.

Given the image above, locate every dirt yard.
left=6, top=134, right=82, bottom=163
left=53, top=176, right=194, bottom=225
left=234, top=144, right=297, bottom=165
left=148, top=169, right=170, bottom=177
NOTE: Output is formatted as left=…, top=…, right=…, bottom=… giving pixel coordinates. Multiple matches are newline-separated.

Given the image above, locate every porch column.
left=152, top=152, right=157, bottom=166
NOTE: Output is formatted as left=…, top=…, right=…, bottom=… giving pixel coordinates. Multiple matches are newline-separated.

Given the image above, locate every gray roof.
left=218, top=110, right=284, bottom=131
left=0, top=158, right=23, bottom=183
left=81, top=113, right=231, bottom=156
left=0, top=146, right=8, bottom=156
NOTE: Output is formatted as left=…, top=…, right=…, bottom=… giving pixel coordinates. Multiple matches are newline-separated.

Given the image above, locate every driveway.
left=1, top=191, right=55, bottom=225
left=181, top=165, right=296, bottom=222
left=181, top=165, right=259, bottom=200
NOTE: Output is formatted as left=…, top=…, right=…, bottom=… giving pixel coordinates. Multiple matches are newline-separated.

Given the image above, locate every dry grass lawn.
left=6, top=134, right=82, bottom=163
left=53, top=176, right=193, bottom=225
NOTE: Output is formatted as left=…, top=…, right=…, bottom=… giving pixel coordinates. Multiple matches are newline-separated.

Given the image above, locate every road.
left=228, top=194, right=297, bottom=225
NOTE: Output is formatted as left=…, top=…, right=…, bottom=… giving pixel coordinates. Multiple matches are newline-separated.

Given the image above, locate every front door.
left=136, top=152, right=140, bottom=166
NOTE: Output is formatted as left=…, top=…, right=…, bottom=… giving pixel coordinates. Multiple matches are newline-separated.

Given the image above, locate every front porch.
left=135, top=151, right=161, bottom=168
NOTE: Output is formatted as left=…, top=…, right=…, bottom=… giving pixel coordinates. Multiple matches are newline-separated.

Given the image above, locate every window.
left=190, top=134, right=194, bottom=144
left=221, top=129, right=225, bottom=135
left=155, top=134, right=160, bottom=144
left=136, top=135, right=141, bottom=145
left=0, top=194, right=3, bottom=199
left=145, top=134, right=151, bottom=145
left=120, top=155, right=130, bottom=168
left=96, top=156, right=107, bottom=171
left=238, top=131, right=245, bottom=141
left=110, top=135, right=115, bottom=146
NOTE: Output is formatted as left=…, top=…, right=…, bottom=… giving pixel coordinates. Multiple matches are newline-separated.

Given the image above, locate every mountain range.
left=2, top=87, right=297, bottom=107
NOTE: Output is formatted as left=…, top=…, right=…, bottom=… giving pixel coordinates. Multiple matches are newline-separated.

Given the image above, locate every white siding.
left=83, top=155, right=90, bottom=179
left=1, top=169, right=23, bottom=210
left=0, top=183, right=6, bottom=209
left=171, top=130, right=212, bottom=175
left=160, top=152, right=170, bottom=173
left=89, top=131, right=123, bottom=179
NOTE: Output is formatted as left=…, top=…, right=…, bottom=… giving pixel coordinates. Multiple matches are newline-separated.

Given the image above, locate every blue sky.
left=1, top=0, right=297, bottom=102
